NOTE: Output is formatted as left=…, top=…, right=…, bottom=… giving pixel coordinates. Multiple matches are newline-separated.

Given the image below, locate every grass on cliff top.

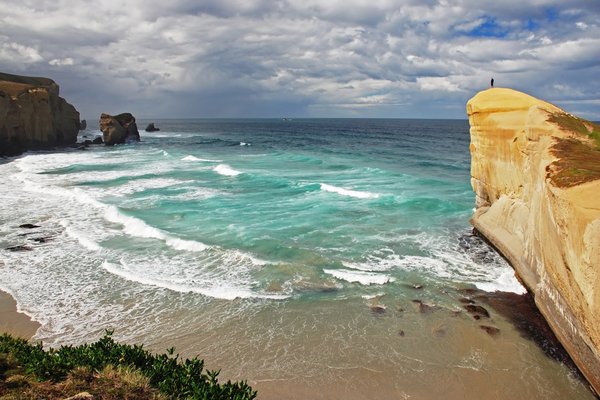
left=546, top=112, right=600, bottom=188
left=0, top=331, right=257, bottom=400
left=548, top=112, right=600, bottom=149
left=548, top=138, right=600, bottom=188
left=0, top=81, right=37, bottom=97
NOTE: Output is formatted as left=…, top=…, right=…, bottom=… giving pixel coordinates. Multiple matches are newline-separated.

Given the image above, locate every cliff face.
left=467, top=88, right=600, bottom=393
left=0, top=72, right=80, bottom=156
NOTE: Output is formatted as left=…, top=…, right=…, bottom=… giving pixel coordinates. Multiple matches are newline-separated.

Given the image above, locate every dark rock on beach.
left=80, top=119, right=87, bottom=130
left=99, top=112, right=140, bottom=146
left=145, top=123, right=160, bottom=132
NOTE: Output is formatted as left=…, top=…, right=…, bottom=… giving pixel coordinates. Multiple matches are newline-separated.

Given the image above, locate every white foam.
left=102, top=178, right=190, bottom=196
left=350, top=233, right=527, bottom=294
left=181, top=155, right=222, bottom=162
left=240, top=142, right=251, bottom=146
left=473, top=268, right=527, bottom=294
left=214, top=164, right=242, bottom=176
left=320, top=183, right=379, bottom=199
left=361, top=293, right=386, bottom=300
left=323, top=269, right=395, bottom=285
left=166, top=238, right=209, bottom=252
left=103, top=206, right=210, bottom=252
left=64, top=226, right=102, bottom=251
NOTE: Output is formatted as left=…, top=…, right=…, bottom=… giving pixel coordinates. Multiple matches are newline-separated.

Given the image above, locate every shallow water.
left=0, top=119, right=594, bottom=398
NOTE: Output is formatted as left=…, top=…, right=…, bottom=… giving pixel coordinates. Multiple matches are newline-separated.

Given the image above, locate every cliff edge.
left=467, top=88, right=600, bottom=393
left=0, top=72, right=80, bottom=156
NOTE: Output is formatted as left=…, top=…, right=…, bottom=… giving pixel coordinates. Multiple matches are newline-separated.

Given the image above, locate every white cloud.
left=0, top=41, right=43, bottom=63
left=49, top=57, right=73, bottom=66
left=417, top=77, right=463, bottom=92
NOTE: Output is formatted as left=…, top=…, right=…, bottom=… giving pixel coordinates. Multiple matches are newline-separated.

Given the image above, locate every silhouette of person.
left=491, top=78, right=494, bottom=87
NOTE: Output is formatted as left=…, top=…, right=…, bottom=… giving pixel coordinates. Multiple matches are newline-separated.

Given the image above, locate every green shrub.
left=0, top=331, right=256, bottom=400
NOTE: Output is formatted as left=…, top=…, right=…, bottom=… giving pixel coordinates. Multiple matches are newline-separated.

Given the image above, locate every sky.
left=1, top=0, right=599, bottom=120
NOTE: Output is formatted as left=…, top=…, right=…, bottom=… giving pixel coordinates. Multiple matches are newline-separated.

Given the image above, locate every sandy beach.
left=0, top=289, right=40, bottom=339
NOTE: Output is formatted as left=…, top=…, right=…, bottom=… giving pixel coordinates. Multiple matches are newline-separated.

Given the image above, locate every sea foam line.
left=320, top=183, right=379, bottom=199
left=101, top=260, right=288, bottom=301
left=181, top=155, right=222, bottom=162
left=103, top=206, right=209, bottom=252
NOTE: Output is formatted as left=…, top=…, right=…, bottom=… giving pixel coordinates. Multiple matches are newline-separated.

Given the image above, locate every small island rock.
left=99, top=112, right=140, bottom=146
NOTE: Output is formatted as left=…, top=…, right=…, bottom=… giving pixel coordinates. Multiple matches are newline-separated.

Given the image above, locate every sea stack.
left=467, top=88, right=600, bottom=393
left=99, top=112, right=140, bottom=146
left=0, top=72, right=80, bottom=156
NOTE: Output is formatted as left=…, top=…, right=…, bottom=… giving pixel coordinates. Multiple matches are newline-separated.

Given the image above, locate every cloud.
left=0, top=0, right=599, bottom=119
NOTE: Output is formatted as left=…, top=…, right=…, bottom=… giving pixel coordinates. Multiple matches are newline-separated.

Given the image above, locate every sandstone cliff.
left=0, top=72, right=80, bottom=156
left=467, top=88, right=600, bottom=393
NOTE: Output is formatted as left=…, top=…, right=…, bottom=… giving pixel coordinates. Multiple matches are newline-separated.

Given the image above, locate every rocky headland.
left=0, top=72, right=80, bottom=156
left=467, top=88, right=600, bottom=393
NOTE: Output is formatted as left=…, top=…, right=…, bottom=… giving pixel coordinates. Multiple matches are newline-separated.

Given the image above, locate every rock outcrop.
left=99, top=112, right=140, bottom=146
left=0, top=72, right=80, bottom=156
left=145, top=122, right=159, bottom=132
left=467, top=88, right=600, bottom=394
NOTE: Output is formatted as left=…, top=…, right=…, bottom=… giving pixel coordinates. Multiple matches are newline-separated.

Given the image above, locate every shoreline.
left=0, top=289, right=40, bottom=340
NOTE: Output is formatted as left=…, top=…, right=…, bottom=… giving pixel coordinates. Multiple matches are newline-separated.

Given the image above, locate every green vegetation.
left=0, top=331, right=257, bottom=400
left=548, top=112, right=600, bottom=149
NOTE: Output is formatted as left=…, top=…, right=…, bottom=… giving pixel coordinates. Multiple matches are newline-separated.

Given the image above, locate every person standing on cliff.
left=491, top=78, right=494, bottom=87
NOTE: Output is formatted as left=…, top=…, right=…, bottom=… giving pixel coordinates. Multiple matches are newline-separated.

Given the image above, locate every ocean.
left=0, top=119, right=594, bottom=399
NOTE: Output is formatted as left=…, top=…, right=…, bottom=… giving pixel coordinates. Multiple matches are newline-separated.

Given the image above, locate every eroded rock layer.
left=467, top=88, right=600, bottom=394
left=0, top=72, right=80, bottom=156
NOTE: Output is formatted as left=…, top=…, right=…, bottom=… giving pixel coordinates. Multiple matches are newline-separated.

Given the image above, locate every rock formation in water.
left=99, top=112, right=140, bottom=146
left=467, top=88, right=600, bottom=394
left=0, top=72, right=80, bottom=156
left=145, top=123, right=159, bottom=132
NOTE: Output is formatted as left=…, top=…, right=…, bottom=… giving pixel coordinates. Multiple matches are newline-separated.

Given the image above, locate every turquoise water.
left=1, top=119, right=593, bottom=399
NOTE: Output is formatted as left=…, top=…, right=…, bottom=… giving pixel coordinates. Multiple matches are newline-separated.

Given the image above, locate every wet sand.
left=0, top=289, right=40, bottom=339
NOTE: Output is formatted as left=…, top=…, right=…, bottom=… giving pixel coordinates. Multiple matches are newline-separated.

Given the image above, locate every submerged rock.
left=479, top=325, right=500, bottom=337
left=99, top=112, right=140, bottom=146
left=412, top=299, right=435, bottom=313
left=18, top=223, right=40, bottom=229
left=463, top=304, right=490, bottom=320
left=6, top=245, right=33, bottom=252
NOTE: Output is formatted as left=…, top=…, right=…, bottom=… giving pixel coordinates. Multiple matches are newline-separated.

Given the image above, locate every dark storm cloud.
left=0, top=0, right=598, bottom=120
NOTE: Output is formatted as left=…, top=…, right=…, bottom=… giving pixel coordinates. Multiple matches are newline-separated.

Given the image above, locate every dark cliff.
left=0, top=72, right=80, bottom=156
